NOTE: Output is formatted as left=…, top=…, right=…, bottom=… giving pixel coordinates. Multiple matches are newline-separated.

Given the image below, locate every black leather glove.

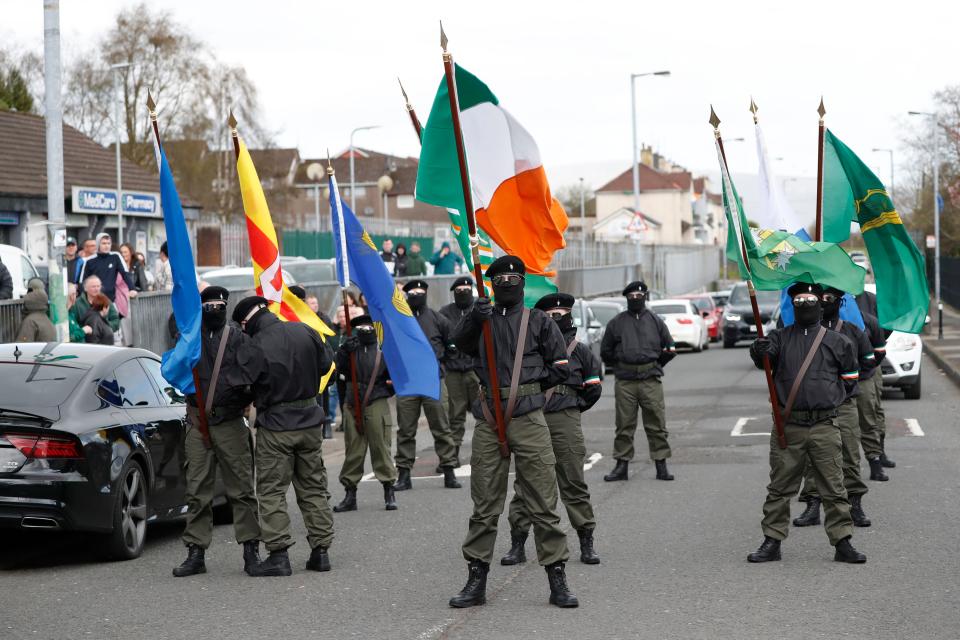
left=657, top=349, right=676, bottom=367
left=471, top=297, right=493, bottom=322
left=342, top=335, right=360, bottom=353
left=445, top=343, right=459, bottom=358
left=750, top=337, right=772, bottom=359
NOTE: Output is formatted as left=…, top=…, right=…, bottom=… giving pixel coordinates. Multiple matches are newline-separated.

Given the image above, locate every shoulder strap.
left=360, top=349, right=383, bottom=410
left=544, top=339, right=579, bottom=404
left=782, top=325, right=827, bottom=424
left=504, top=307, right=531, bottom=424
left=205, top=326, right=232, bottom=415
left=835, top=319, right=844, bottom=332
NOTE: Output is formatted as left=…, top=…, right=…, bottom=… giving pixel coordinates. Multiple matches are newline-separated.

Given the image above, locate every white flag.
left=754, top=123, right=804, bottom=233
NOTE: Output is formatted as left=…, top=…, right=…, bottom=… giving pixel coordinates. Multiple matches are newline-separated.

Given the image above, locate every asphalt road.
left=2, top=343, right=959, bottom=640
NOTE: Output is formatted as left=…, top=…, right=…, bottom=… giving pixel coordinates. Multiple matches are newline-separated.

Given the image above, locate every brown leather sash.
left=480, top=307, right=531, bottom=428
left=359, top=349, right=383, bottom=411
left=544, top=338, right=578, bottom=405
left=782, top=325, right=827, bottom=424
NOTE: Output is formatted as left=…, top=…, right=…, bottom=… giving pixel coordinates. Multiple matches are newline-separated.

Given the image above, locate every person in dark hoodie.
left=77, top=233, right=133, bottom=302
left=501, top=293, right=603, bottom=567
left=15, top=288, right=57, bottom=342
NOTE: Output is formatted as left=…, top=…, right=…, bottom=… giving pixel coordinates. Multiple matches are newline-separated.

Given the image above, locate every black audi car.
left=0, top=343, right=223, bottom=560
left=721, top=282, right=782, bottom=348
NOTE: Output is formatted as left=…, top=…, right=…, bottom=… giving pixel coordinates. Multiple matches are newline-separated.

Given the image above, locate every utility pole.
left=579, top=177, right=585, bottom=265
left=909, top=110, right=943, bottom=339
left=43, top=0, right=68, bottom=340
left=111, top=62, right=133, bottom=244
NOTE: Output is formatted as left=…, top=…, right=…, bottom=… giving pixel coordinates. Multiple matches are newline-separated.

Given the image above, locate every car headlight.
left=725, top=313, right=741, bottom=322
left=888, top=335, right=919, bottom=352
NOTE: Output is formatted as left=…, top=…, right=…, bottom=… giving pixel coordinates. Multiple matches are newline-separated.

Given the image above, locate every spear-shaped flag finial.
left=817, top=96, right=826, bottom=121
left=440, top=20, right=448, bottom=52
left=749, top=96, right=758, bottom=124
left=326, top=148, right=334, bottom=176
left=709, top=104, right=721, bottom=130
left=399, top=77, right=411, bottom=109
left=228, top=110, right=238, bottom=136
left=146, top=90, right=157, bottom=119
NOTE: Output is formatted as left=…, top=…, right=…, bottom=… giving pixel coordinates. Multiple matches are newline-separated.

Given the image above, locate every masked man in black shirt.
left=439, top=276, right=480, bottom=466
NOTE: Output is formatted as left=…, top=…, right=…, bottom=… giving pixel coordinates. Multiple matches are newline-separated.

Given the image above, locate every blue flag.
left=779, top=228, right=865, bottom=329
left=156, top=143, right=201, bottom=393
left=329, top=174, right=440, bottom=400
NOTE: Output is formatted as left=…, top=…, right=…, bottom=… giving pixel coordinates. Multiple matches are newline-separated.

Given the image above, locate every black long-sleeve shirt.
left=439, top=302, right=475, bottom=373
left=823, top=314, right=875, bottom=395
left=413, top=306, right=451, bottom=379
left=187, top=322, right=254, bottom=424
left=544, top=327, right=603, bottom=414
left=859, top=312, right=887, bottom=380
left=600, top=308, right=676, bottom=380
left=336, top=342, right=393, bottom=408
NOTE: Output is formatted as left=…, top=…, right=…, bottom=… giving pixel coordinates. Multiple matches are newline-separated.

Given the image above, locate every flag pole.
left=399, top=78, right=422, bottom=142
left=326, top=153, right=365, bottom=436
left=712, top=105, right=786, bottom=449
left=149, top=92, right=211, bottom=450
left=440, top=23, right=509, bottom=458
left=815, top=98, right=826, bottom=241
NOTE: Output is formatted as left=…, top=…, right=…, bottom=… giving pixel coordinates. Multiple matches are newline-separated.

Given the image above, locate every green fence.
left=280, top=230, right=437, bottom=260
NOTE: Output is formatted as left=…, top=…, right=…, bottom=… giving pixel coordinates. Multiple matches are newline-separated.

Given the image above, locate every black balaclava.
left=795, top=301, right=822, bottom=327
left=454, top=290, right=474, bottom=309
left=493, top=282, right=524, bottom=308
left=627, top=296, right=646, bottom=314
left=551, top=312, right=575, bottom=333
left=243, top=307, right=270, bottom=336
left=820, top=288, right=843, bottom=322
left=202, top=306, right=227, bottom=332
left=356, top=326, right=377, bottom=345
left=407, top=292, right=427, bottom=312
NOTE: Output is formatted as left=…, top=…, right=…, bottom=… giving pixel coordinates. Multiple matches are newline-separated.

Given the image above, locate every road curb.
left=923, top=342, right=960, bottom=390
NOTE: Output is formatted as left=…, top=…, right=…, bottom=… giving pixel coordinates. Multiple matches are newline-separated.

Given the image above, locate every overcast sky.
left=4, top=0, right=956, bottom=214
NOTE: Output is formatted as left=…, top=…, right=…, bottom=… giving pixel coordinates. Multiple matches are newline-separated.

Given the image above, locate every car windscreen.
left=0, top=362, right=88, bottom=407
left=285, top=263, right=334, bottom=283
left=650, top=304, right=688, bottom=315
left=728, top=285, right=780, bottom=307
left=590, top=305, right=620, bottom=325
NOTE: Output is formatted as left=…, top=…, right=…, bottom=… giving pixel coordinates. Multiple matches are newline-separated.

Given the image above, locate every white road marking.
left=583, top=452, right=603, bottom=471
left=731, top=417, right=768, bottom=437
left=904, top=418, right=924, bottom=436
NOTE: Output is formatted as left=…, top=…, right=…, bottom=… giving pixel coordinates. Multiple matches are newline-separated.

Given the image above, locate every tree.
left=555, top=182, right=596, bottom=217
left=0, top=67, right=34, bottom=112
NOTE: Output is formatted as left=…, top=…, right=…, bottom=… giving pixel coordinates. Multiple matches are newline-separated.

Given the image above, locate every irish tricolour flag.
left=416, top=64, right=567, bottom=304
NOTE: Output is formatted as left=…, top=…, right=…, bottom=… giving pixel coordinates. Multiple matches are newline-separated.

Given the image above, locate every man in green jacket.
left=71, top=275, right=120, bottom=332
left=430, top=242, right=463, bottom=275
left=405, top=241, right=428, bottom=276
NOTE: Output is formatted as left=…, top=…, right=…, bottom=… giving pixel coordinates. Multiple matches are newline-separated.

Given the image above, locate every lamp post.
left=871, top=147, right=894, bottom=202
left=630, top=71, right=671, bottom=216
left=349, top=125, right=380, bottom=212
left=110, top=61, right=133, bottom=244
left=908, top=110, right=942, bottom=339
left=579, top=177, right=586, bottom=264
left=377, top=174, right=394, bottom=230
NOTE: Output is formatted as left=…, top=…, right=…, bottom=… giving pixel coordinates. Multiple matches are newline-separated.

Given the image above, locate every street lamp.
left=871, top=147, right=894, bottom=201
left=378, top=174, right=394, bottom=229
left=908, top=110, right=942, bottom=339
left=110, top=61, right=133, bottom=244
left=630, top=71, right=670, bottom=215
left=579, top=177, right=586, bottom=263
left=349, top=125, right=380, bottom=212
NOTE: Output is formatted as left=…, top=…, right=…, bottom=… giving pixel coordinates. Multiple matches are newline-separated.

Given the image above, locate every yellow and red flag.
left=234, top=137, right=335, bottom=389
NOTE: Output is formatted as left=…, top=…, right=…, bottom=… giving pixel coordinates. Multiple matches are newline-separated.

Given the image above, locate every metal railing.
left=0, top=299, right=24, bottom=344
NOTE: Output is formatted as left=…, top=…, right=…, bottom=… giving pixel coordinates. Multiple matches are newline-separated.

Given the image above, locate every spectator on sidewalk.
left=71, top=275, right=120, bottom=334
left=154, top=242, right=173, bottom=291
left=120, top=243, right=149, bottom=293
left=64, top=237, right=80, bottom=284
left=15, top=288, right=57, bottom=342
left=80, top=293, right=115, bottom=345
left=380, top=238, right=397, bottom=276
left=73, top=238, right=97, bottom=284
left=67, top=283, right=86, bottom=343
left=430, top=241, right=463, bottom=275
left=77, top=233, right=134, bottom=302
left=395, top=243, right=409, bottom=277
left=405, top=241, right=428, bottom=276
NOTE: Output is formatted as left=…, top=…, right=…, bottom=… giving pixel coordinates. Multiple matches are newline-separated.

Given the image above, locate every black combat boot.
left=383, top=481, right=397, bottom=511
left=500, top=531, right=528, bottom=565
left=868, top=457, right=889, bottom=481
left=834, top=536, right=867, bottom=563
left=242, top=540, right=261, bottom=576
left=792, top=497, right=821, bottom=527
left=545, top=562, right=579, bottom=608
left=603, top=459, right=629, bottom=482
left=305, top=546, right=331, bottom=572
left=332, top=486, right=357, bottom=513
left=449, top=560, right=489, bottom=608
left=442, top=466, right=462, bottom=489
left=654, top=459, right=674, bottom=481
left=322, top=421, right=333, bottom=440
left=577, top=528, right=600, bottom=565
left=393, top=467, right=412, bottom=491
left=850, top=494, right=871, bottom=527
left=172, top=544, right=206, bottom=577
left=879, top=434, right=895, bottom=468
left=248, top=548, right=293, bottom=577
left=747, top=536, right=782, bottom=563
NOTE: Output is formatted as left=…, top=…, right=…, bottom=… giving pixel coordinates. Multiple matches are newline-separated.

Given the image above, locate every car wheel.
left=101, top=460, right=148, bottom=561
left=903, top=371, right=921, bottom=400
left=692, top=332, right=703, bottom=353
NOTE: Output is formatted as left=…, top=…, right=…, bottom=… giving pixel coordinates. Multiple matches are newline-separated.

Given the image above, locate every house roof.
left=597, top=162, right=692, bottom=193
left=0, top=110, right=161, bottom=199
left=295, top=147, right=421, bottom=195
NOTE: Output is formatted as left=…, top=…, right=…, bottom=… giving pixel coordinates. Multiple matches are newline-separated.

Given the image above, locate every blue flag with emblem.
left=155, top=143, right=201, bottom=394
left=329, top=173, right=440, bottom=400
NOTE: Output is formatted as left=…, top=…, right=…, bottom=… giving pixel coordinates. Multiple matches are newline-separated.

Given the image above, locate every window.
left=650, top=304, right=689, bottom=315
left=140, top=357, right=185, bottom=406
left=113, top=359, right=160, bottom=408
left=0, top=362, right=87, bottom=407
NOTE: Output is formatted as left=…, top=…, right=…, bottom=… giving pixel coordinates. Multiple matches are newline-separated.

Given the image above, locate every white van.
left=0, top=244, right=41, bottom=299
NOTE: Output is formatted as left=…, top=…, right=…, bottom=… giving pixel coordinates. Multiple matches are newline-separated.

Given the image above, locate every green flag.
left=716, top=137, right=865, bottom=293
left=822, top=130, right=928, bottom=333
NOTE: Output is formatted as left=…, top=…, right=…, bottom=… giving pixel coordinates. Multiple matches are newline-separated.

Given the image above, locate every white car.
left=201, top=266, right=297, bottom=290
left=0, top=243, right=41, bottom=299
left=864, top=283, right=923, bottom=399
left=648, top=299, right=709, bottom=352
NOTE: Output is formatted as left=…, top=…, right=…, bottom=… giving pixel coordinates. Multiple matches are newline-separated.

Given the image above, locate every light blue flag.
left=779, top=228, right=865, bottom=329
left=156, top=143, right=201, bottom=393
left=329, top=174, right=440, bottom=400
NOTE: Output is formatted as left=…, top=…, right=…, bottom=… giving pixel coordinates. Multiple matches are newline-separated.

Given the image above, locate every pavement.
left=2, top=343, right=959, bottom=639
left=923, top=300, right=960, bottom=389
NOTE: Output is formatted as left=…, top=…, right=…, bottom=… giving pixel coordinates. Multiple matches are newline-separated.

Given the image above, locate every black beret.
left=288, top=285, right=307, bottom=300
left=622, top=281, right=648, bottom=296
left=350, top=314, right=374, bottom=328
left=201, top=285, right=229, bottom=304
left=535, top=292, right=575, bottom=311
left=450, top=276, right=474, bottom=291
left=403, top=279, right=429, bottom=292
left=787, top=282, right=823, bottom=298
left=485, top=255, right=525, bottom=279
left=232, top=295, right=269, bottom=323
left=822, top=285, right=845, bottom=297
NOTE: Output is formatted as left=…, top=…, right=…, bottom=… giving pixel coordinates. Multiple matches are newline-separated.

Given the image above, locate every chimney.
left=640, top=145, right=654, bottom=168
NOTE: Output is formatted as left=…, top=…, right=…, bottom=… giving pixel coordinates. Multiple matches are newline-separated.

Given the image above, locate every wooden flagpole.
left=815, top=98, right=826, bottom=241
left=399, top=78, right=423, bottom=142
left=440, top=24, right=509, bottom=458
left=712, top=104, right=786, bottom=449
